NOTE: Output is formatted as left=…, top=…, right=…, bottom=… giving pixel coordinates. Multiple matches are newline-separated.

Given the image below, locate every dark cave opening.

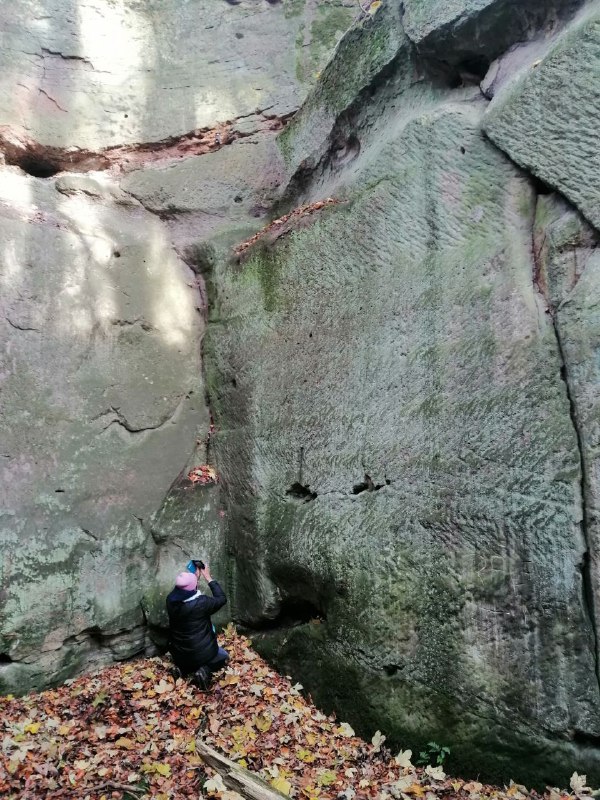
left=14, top=155, right=61, bottom=178
left=286, top=482, right=317, bottom=502
left=249, top=596, right=325, bottom=631
left=352, top=473, right=384, bottom=494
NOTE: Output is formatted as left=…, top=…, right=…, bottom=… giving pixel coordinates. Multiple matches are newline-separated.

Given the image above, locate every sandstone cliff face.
left=0, top=0, right=350, bottom=691
left=2, top=0, right=600, bottom=787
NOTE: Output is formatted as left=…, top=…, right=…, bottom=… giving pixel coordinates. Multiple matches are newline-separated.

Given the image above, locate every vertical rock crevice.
left=530, top=195, right=600, bottom=694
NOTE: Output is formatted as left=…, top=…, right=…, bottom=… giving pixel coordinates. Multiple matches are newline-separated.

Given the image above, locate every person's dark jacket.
left=166, top=580, right=227, bottom=674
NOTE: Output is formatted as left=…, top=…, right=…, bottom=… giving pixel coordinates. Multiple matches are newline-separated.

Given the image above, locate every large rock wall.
left=0, top=0, right=349, bottom=694
left=203, top=0, right=600, bottom=788
left=3, top=0, right=600, bottom=789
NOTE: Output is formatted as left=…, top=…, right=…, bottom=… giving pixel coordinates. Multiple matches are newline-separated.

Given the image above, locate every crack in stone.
left=40, top=47, right=97, bottom=70
left=79, top=526, right=99, bottom=542
left=0, top=109, right=294, bottom=179
left=98, top=394, right=189, bottom=437
left=38, top=88, right=68, bottom=113
left=5, top=316, right=41, bottom=332
left=530, top=195, right=600, bottom=696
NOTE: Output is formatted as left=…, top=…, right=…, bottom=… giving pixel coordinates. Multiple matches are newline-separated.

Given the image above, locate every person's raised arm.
left=200, top=564, right=227, bottom=612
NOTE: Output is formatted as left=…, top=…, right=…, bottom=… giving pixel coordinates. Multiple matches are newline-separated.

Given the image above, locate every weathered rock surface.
left=484, top=3, right=600, bottom=231
left=4, top=0, right=600, bottom=789
left=0, top=168, right=220, bottom=691
left=0, top=0, right=353, bottom=153
left=534, top=194, right=600, bottom=686
left=206, top=95, right=600, bottom=784
left=0, top=0, right=350, bottom=695
left=403, top=0, right=584, bottom=65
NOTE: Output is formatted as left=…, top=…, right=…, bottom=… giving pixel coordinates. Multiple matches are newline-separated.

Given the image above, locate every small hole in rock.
left=309, top=332, right=313, bottom=338
left=234, top=195, right=243, bottom=203
left=352, top=473, right=384, bottom=494
left=457, top=55, right=490, bottom=82
left=124, top=113, right=128, bottom=118
left=18, top=157, right=60, bottom=179
left=286, top=482, right=317, bottom=502
left=531, top=175, right=553, bottom=196
left=0, top=653, right=13, bottom=664
left=235, top=32, right=244, bottom=39
left=572, top=730, right=600, bottom=746
left=55, top=489, right=65, bottom=493
left=114, top=251, right=121, bottom=258
left=332, top=134, right=361, bottom=167
left=383, top=664, right=401, bottom=676
left=460, top=146, right=466, bottom=154
left=231, top=377, right=237, bottom=388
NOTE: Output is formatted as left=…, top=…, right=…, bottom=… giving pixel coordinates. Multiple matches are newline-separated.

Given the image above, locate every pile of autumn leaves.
left=0, top=626, right=596, bottom=800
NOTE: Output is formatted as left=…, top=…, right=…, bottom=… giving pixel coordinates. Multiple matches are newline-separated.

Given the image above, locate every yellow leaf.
left=58, top=725, right=70, bottom=736
left=221, top=674, right=240, bottom=686
left=368, top=0, right=382, bottom=13
left=115, top=737, right=136, bottom=750
left=24, top=722, right=41, bottom=734
left=254, top=713, right=272, bottom=732
left=271, top=776, right=292, bottom=795
left=185, top=739, right=196, bottom=753
left=337, top=722, right=355, bottom=737
left=317, top=770, right=337, bottom=787
left=7, top=758, right=19, bottom=775
left=141, top=761, right=172, bottom=777
left=406, top=784, right=426, bottom=797
left=298, top=748, right=316, bottom=763
left=92, top=690, right=108, bottom=707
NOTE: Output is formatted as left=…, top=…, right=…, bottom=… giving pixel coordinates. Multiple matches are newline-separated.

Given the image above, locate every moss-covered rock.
left=207, top=101, right=600, bottom=786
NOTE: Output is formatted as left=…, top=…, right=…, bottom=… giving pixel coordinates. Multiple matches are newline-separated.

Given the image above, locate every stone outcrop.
left=484, top=3, right=600, bottom=230
left=0, top=0, right=347, bottom=694
left=3, top=0, right=600, bottom=789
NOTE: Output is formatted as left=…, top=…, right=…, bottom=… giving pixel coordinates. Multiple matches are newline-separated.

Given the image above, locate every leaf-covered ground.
left=0, top=626, right=594, bottom=800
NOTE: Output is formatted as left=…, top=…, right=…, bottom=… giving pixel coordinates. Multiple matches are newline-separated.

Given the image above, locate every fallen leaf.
left=205, top=774, right=227, bottom=794
left=272, top=776, right=293, bottom=795
left=24, top=722, right=41, bottom=734
left=395, top=749, right=413, bottom=769
left=372, top=730, right=386, bottom=752
left=425, top=765, right=446, bottom=782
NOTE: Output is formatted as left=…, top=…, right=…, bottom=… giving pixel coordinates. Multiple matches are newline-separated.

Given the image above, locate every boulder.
left=484, top=4, right=600, bottom=231
left=0, top=169, right=217, bottom=692
left=206, top=102, right=600, bottom=785
left=403, top=0, right=584, bottom=69
left=0, top=0, right=353, bottom=152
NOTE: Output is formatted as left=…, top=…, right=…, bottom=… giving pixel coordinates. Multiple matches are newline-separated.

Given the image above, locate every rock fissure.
left=0, top=110, right=294, bottom=178
left=99, top=394, right=189, bottom=437
left=552, top=317, right=600, bottom=694
left=40, top=47, right=97, bottom=70
left=37, top=88, right=68, bottom=114
left=530, top=197, right=600, bottom=694
left=5, top=316, right=41, bottom=332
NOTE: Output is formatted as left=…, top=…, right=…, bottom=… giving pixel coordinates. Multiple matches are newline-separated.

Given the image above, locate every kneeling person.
left=166, top=562, right=228, bottom=688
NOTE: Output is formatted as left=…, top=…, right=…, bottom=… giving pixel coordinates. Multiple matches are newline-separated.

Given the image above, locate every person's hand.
left=201, top=565, right=213, bottom=582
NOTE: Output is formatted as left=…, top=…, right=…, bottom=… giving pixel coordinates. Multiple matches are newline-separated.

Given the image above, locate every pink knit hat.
left=175, top=571, right=198, bottom=591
